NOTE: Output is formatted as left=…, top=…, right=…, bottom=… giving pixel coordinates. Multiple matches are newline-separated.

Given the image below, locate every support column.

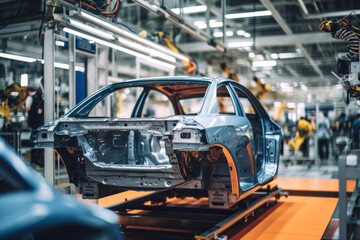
left=68, top=34, right=76, bottom=109
left=205, top=0, right=210, bottom=35
left=112, top=49, right=117, bottom=79
left=315, top=102, right=319, bottom=165
left=44, top=25, right=55, bottom=185
left=136, top=57, right=140, bottom=79
left=221, top=0, right=226, bottom=46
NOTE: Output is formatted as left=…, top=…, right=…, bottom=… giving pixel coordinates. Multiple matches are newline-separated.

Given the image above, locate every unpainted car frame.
left=31, top=77, right=281, bottom=208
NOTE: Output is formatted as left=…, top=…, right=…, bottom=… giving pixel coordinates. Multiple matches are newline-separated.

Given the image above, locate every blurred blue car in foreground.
left=0, top=138, right=121, bottom=240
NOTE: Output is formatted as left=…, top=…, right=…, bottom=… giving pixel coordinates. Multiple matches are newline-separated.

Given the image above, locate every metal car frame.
left=31, top=76, right=281, bottom=208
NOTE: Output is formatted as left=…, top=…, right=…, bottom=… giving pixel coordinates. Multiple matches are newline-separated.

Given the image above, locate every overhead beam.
left=262, top=48, right=299, bottom=78
left=0, top=40, right=68, bottom=62
left=296, top=44, right=323, bottom=77
left=284, top=65, right=299, bottom=77
left=196, top=0, right=243, bottom=29
left=260, top=0, right=292, bottom=35
left=0, top=20, right=41, bottom=39
left=297, top=0, right=309, bottom=15
left=260, top=0, right=323, bottom=78
left=305, top=9, right=360, bottom=19
left=178, top=32, right=339, bottom=52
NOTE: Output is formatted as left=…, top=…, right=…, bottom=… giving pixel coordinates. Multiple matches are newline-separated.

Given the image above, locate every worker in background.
left=26, top=86, right=44, bottom=168
left=351, top=113, right=360, bottom=149
left=317, top=112, right=331, bottom=162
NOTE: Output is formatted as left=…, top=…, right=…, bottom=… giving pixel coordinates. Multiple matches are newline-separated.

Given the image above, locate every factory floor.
left=98, top=177, right=354, bottom=240
left=278, top=162, right=339, bottom=179
left=46, top=152, right=349, bottom=239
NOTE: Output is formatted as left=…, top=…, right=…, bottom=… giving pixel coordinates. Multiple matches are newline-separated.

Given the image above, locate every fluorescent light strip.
left=117, top=36, right=176, bottom=63
left=55, top=40, right=65, bottom=47
left=79, top=12, right=189, bottom=62
left=0, top=52, right=36, bottom=62
left=194, top=20, right=223, bottom=29
left=171, top=5, right=207, bottom=14
left=228, top=41, right=253, bottom=48
left=53, top=62, right=85, bottom=72
left=0, top=52, right=85, bottom=72
left=213, top=31, right=234, bottom=38
left=54, top=62, right=69, bottom=69
left=236, top=30, right=245, bottom=35
left=226, top=10, right=272, bottom=19
left=270, top=52, right=304, bottom=59
left=69, top=19, right=115, bottom=40
left=243, top=33, right=251, bottom=38
left=63, top=28, right=175, bottom=70
left=252, top=60, right=277, bottom=67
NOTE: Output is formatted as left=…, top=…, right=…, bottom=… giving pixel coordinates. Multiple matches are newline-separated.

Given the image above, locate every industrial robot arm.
left=289, top=119, right=312, bottom=150
left=319, top=13, right=360, bottom=103
left=0, top=84, right=28, bottom=122
left=155, top=32, right=197, bottom=75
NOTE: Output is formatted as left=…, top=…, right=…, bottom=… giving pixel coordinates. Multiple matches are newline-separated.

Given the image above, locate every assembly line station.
left=0, top=0, right=360, bottom=239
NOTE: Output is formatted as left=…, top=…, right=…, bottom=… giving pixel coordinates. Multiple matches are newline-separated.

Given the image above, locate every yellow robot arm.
left=289, top=119, right=312, bottom=150
left=0, top=84, right=28, bottom=121
left=164, top=35, right=197, bottom=74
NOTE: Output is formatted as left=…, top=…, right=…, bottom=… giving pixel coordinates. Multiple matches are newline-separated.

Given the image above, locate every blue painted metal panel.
left=76, top=71, right=86, bottom=104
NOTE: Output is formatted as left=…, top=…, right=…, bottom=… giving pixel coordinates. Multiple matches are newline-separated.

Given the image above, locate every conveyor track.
left=108, top=185, right=286, bottom=240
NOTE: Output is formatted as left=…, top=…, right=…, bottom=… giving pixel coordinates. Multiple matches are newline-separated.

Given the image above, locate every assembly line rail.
left=108, top=185, right=285, bottom=240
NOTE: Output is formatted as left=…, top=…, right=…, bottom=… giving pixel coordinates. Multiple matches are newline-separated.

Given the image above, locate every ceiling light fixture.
left=226, top=10, right=272, bottom=19
left=69, top=19, right=115, bottom=40
left=252, top=60, right=277, bottom=67
left=54, top=62, right=70, bottom=70
left=117, top=36, right=176, bottom=63
left=55, top=40, right=66, bottom=47
left=0, top=52, right=85, bottom=72
left=171, top=5, right=207, bottom=14
left=270, top=52, right=303, bottom=59
left=75, top=11, right=189, bottom=62
left=243, top=32, right=251, bottom=38
left=278, top=52, right=303, bottom=59
left=213, top=31, right=234, bottom=38
left=194, top=20, right=223, bottom=29
left=228, top=41, right=253, bottom=48
left=63, top=27, right=176, bottom=69
left=53, top=62, right=85, bottom=72
left=248, top=52, right=255, bottom=58
left=0, top=52, right=37, bottom=62
left=270, top=53, right=279, bottom=59
left=236, top=30, right=245, bottom=35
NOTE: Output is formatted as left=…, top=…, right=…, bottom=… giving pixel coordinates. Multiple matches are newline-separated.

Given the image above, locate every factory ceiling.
left=0, top=0, right=359, bottom=90
left=118, top=0, right=360, bottom=88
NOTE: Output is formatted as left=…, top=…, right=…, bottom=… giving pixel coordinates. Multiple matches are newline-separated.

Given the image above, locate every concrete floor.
left=278, top=162, right=339, bottom=179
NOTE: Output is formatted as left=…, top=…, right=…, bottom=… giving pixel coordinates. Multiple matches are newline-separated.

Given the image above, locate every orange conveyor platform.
left=97, top=178, right=355, bottom=240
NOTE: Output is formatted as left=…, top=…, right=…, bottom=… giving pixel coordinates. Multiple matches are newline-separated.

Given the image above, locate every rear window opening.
left=75, top=83, right=209, bottom=118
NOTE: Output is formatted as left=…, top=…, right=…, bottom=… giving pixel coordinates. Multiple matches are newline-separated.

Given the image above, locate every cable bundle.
left=73, top=0, right=120, bottom=17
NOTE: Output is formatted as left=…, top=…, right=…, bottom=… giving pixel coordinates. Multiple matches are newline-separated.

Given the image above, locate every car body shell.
left=30, top=76, right=281, bottom=208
